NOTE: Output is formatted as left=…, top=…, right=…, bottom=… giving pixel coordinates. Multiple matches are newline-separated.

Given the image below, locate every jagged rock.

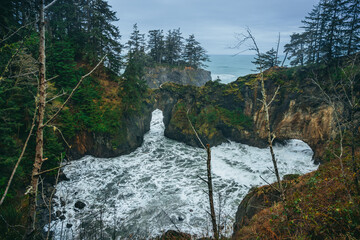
left=59, top=172, right=70, bottom=181
left=232, top=185, right=280, bottom=238
left=66, top=223, right=73, bottom=228
left=68, top=102, right=153, bottom=160
left=74, top=201, right=86, bottom=209
left=59, top=215, right=66, bottom=221
left=55, top=210, right=62, bottom=218
left=155, top=69, right=336, bottom=163
left=60, top=197, right=66, bottom=207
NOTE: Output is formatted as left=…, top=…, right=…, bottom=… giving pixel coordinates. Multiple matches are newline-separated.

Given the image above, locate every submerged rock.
left=74, top=201, right=86, bottom=209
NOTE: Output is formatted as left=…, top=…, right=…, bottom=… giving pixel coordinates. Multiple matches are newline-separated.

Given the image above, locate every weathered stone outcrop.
left=68, top=103, right=153, bottom=160
left=155, top=67, right=337, bottom=163
left=144, top=66, right=211, bottom=88
left=248, top=77, right=336, bottom=163
left=232, top=185, right=280, bottom=238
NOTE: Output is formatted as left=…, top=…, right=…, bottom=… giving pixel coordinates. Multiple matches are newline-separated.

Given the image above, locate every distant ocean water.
left=205, top=55, right=256, bottom=84
left=206, top=55, right=287, bottom=84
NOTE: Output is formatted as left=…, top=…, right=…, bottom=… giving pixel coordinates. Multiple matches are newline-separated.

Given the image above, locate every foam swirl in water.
left=50, top=109, right=317, bottom=239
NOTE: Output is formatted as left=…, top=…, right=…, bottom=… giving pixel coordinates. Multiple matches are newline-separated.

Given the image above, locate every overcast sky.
left=107, top=0, right=319, bottom=55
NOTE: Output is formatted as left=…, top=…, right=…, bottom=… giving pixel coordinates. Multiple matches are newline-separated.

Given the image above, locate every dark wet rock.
left=60, top=197, right=66, bottom=207
left=59, top=171, right=70, bottom=181
left=59, top=215, right=66, bottom=221
left=178, top=216, right=185, bottom=221
left=66, top=223, right=73, bottom=228
left=74, top=201, right=86, bottom=209
left=233, top=185, right=279, bottom=238
left=55, top=210, right=62, bottom=218
left=68, top=100, right=154, bottom=160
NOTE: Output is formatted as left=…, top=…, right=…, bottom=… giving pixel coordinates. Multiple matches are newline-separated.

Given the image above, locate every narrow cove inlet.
left=50, top=109, right=318, bottom=239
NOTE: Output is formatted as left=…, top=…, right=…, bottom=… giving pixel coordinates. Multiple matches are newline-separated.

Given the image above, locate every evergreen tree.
left=343, top=0, right=360, bottom=55
left=183, top=34, right=209, bottom=68
left=127, top=23, right=146, bottom=58
left=321, top=0, right=346, bottom=60
left=285, top=0, right=359, bottom=65
left=284, top=33, right=306, bottom=66
left=147, top=29, right=165, bottom=64
left=252, top=48, right=280, bottom=70
left=301, top=2, right=324, bottom=63
left=164, top=28, right=183, bottom=65
left=46, top=0, right=122, bottom=73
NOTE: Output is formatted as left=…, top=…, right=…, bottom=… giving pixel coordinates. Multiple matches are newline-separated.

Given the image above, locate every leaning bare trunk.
left=206, top=144, right=218, bottom=239
left=27, top=0, right=46, bottom=235
left=260, top=78, right=285, bottom=202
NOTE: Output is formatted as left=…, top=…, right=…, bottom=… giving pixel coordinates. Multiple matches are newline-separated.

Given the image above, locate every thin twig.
left=197, top=175, right=209, bottom=184
left=34, top=163, right=69, bottom=176
left=44, top=0, right=59, bottom=11
left=161, top=209, right=181, bottom=232
left=260, top=176, right=280, bottom=193
left=186, top=108, right=206, bottom=149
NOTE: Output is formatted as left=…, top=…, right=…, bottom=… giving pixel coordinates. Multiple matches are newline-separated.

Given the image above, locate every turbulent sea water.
left=51, top=109, right=318, bottom=239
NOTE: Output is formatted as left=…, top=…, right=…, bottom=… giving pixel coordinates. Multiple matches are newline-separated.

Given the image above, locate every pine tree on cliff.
left=164, top=28, right=183, bottom=65
left=126, top=23, right=147, bottom=65
left=148, top=29, right=165, bottom=64
left=285, top=0, right=359, bottom=65
left=284, top=33, right=306, bottom=66
left=183, top=34, right=209, bottom=68
left=321, top=0, right=346, bottom=60
left=252, top=48, right=280, bottom=70
left=343, top=0, right=360, bottom=55
left=301, top=2, right=323, bottom=63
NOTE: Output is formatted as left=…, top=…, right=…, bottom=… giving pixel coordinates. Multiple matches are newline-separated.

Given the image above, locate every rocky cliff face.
left=155, top=67, right=337, bottom=164
left=144, top=66, right=211, bottom=88
left=68, top=103, right=153, bottom=159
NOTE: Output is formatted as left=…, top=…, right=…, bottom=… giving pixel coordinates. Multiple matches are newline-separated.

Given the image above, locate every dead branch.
left=44, top=0, right=59, bottom=11
left=46, top=89, right=66, bottom=104
left=186, top=108, right=206, bottom=149
left=34, top=163, right=69, bottom=176
left=260, top=176, right=280, bottom=193
left=197, top=175, right=209, bottom=184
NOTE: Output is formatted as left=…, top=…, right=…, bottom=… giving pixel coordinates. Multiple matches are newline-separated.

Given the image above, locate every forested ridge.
left=0, top=0, right=210, bottom=238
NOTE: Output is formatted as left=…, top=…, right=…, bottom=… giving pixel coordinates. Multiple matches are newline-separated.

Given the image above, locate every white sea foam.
left=50, top=109, right=318, bottom=239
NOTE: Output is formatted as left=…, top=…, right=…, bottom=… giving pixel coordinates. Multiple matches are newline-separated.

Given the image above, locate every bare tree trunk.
left=246, top=29, right=285, bottom=202
left=261, top=78, right=285, bottom=201
left=206, top=144, right=218, bottom=239
left=27, top=0, right=46, bottom=236
left=186, top=110, right=218, bottom=239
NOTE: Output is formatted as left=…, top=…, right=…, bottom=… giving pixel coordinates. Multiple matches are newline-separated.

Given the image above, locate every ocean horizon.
left=205, top=54, right=287, bottom=84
